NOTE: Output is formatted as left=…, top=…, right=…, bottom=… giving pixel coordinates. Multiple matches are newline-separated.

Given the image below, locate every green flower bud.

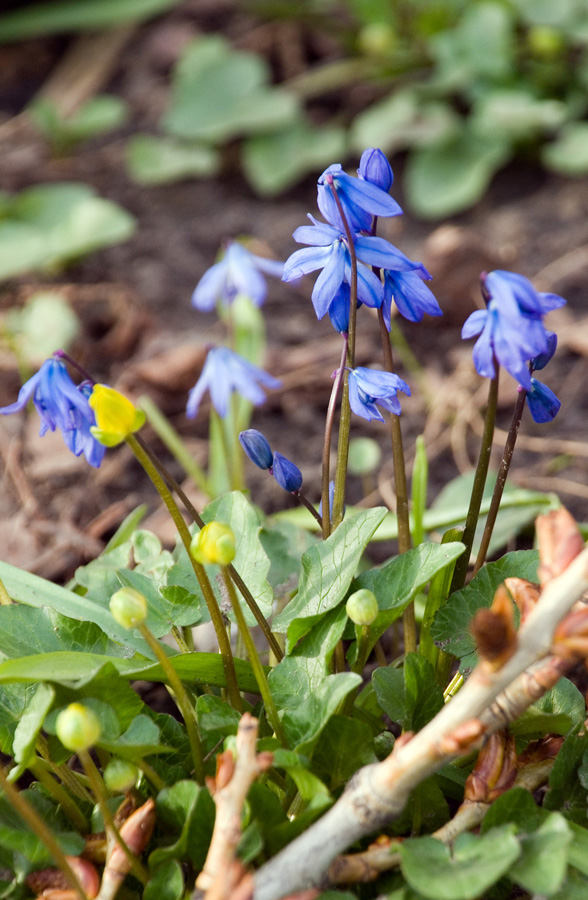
left=104, top=759, right=139, bottom=793
left=346, top=589, right=379, bottom=627
left=56, top=703, right=101, bottom=752
left=190, top=522, right=236, bottom=565
left=110, top=587, right=148, bottom=629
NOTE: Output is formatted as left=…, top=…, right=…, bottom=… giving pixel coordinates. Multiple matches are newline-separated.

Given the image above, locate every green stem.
left=138, top=394, right=212, bottom=497
left=473, top=386, right=527, bottom=576
left=133, top=434, right=283, bottom=661
left=419, top=528, right=463, bottom=686
left=29, top=758, right=88, bottom=831
left=449, top=372, right=500, bottom=594
left=0, top=766, right=87, bottom=900
left=221, top=568, right=288, bottom=747
left=377, top=307, right=415, bottom=652
left=78, top=750, right=148, bottom=884
left=125, top=434, right=243, bottom=711
left=137, top=622, right=204, bottom=782
left=321, top=336, right=349, bottom=538
left=36, top=735, right=94, bottom=804
left=136, top=758, right=165, bottom=792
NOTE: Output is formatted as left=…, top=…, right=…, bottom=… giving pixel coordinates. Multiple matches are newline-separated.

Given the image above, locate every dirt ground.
left=1, top=1, right=588, bottom=581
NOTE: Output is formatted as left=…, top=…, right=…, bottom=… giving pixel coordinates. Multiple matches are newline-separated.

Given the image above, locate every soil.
left=1, top=1, right=588, bottom=582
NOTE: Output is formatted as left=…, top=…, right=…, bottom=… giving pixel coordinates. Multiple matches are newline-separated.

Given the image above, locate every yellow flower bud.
left=191, top=522, right=236, bottom=565
left=89, top=384, right=145, bottom=447
left=56, top=703, right=101, bottom=752
left=110, top=587, right=148, bottom=629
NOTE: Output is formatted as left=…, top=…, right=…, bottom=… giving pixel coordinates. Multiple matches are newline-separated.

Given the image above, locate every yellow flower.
left=89, top=384, right=145, bottom=447
left=191, top=522, right=236, bottom=565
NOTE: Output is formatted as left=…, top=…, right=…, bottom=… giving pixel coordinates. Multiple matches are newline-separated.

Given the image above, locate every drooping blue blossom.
left=186, top=347, right=281, bottom=419
left=317, top=163, right=402, bottom=232
left=358, top=148, right=394, bottom=193
left=382, top=267, right=442, bottom=327
left=461, top=270, right=566, bottom=389
left=348, top=367, right=411, bottom=423
left=530, top=331, right=557, bottom=372
left=191, top=241, right=284, bottom=312
left=271, top=452, right=303, bottom=492
left=282, top=216, right=421, bottom=323
left=239, top=429, right=273, bottom=470
left=0, top=357, right=105, bottom=467
left=525, top=378, right=561, bottom=423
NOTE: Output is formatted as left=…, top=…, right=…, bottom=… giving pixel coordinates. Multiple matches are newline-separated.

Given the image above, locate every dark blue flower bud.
left=526, top=378, right=561, bottom=423
left=239, top=429, right=273, bottom=470
left=358, top=148, right=394, bottom=193
left=272, top=452, right=303, bottom=492
left=530, top=331, right=557, bottom=371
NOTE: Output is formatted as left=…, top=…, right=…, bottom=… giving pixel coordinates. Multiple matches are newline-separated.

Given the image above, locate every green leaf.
left=0, top=182, right=135, bottom=280
left=356, top=541, right=465, bottom=643
left=126, top=135, right=219, bottom=185
left=31, top=96, right=128, bottom=151
left=272, top=507, right=387, bottom=647
left=0, top=684, right=29, bottom=754
left=98, top=715, right=171, bottom=761
left=4, top=290, right=80, bottom=367
left=145, top=860, right=183, bottom=900
left=116, top=569, right=204, bottom=634
left=0, top=605, right=126, bottom=659
left=243, top=120, right=347, bottom=195
left=405, top=129, right=510, bottom=219
left=312, top=716, right=378, bottom=789
left=481, top=787, right=541, bottom=834
left=259, top=520, right=317, bottom=592
left=509, top=813, right=572, bottom=895
left=151, top=780, right=215, bottom=870
left=429, top=2, right=515, bottom=88
left=389, top=777, right=450, bottom=838
left=196, top=695, right=241, bottom=754
left=350, top=89, right=459, bottom=155
left=544, top=731, right=588, bottom=824
left=431, top=551, right=537, bottom=661
left=373, top=655, right=443, bottom=732
left=0, top=791, right=84, bottom=863
left=163, top=36, right=299, bottom=142
left=535, top=679, right=586, bottom=731
left=400, top=827, right=521, bottom=900
left=0, top=650, right=263, bottom=694
left=0, top=0, right=183, bottom=40
left=12, top=683, right=54, bottom=765
left=542, top=122, right=588, bottom=175
left=471, top=89, right=566, bottom=141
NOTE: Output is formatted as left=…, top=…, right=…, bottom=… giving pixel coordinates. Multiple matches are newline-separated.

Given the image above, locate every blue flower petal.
left=526, top=378, right=561, bottom=423
left=282, top=245, right=334, bottom=281
left=272, top=452, right=303, bottom=492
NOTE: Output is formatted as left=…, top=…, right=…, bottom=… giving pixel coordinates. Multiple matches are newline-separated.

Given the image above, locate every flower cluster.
left=282, top=149, right=442, bottom=333
left=186, top=347, right=281, bottom=420
left=0, top=356, right=105, bottom=467
left=462, top=270, right=564, bottom=422
left=239, top=429, right=303, bottom=492
left=191, top=240, right=284, bottom=311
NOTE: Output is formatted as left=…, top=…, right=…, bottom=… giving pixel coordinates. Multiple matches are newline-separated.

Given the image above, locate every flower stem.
left=322, top=335, right=348, bottom=538
left=137, top=622, right=205, bottom=782
left=132, top=433, right=283, bottom=661
left=293, top=490, right=323, bottom=528
left=138, top=394, right=212, bottom=497
left=473, top=385, right=527, bottom=576
left=78, top=750, right=149, bottom=884
left=449, top=371, right=500, bottom=594
left=220, top=567, right=288, bottom=747
left=125, top=434, right=243, bottom=712
left=29, top=758, right=88, bottom=831
left=329, top=181, right=358, bottom=529
left=377, top=307, right=415, bottom=652
left=0, top=766, right=87, bottom=900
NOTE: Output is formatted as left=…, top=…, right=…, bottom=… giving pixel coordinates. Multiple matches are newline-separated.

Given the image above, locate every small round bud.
left=239, top=429, right=273, bottom=470
left=358, top=148, right=394, bottom=193
left=527, top=25, right=564, bottom=60
left=358, top=23, right=397, bottom=59
left=104, top=759, right=139, bottom=793
left=56, top=703, right=101, bottom=751
left=272, top=452, right=303, bottom=493
left=191, top=522, right=236, bottom=565
left=346, top=589, right=379, bottom=626
left=110, top=587, right=148, bottom=629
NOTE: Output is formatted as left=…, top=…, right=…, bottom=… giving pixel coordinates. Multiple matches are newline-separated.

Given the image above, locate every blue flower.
left=192, top=241, right=283, bottom=311
left=0, top=357, right=105, bottom=467
left=282, top=216, right=420, bottom=322
left=186, top=347, right=281, bottom=419
left=531, top=331, right=557, bottom=371
left=348, top=367, right=411, bottom=422
left=239, top=429, right=273, bottom=470
left=382, top=267, right=442, bottom=327
left=526, top=378, right=561, bottom=423
left=271, top=452, right=303, bottom=492
left=358, top=148, right=394, bottom=193
left=461, top=270, right=566, bottom=389
left=317, top=163, right=402, bottom=232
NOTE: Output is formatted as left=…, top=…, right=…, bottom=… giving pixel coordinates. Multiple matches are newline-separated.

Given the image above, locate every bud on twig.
left=471, top=585, right=517, bottom=668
